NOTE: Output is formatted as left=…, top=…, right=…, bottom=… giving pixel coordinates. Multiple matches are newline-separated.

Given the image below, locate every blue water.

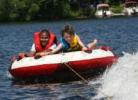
left=0, top=17, right=138, bottom=100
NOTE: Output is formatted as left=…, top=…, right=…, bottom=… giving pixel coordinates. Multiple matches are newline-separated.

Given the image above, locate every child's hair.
left=61, top=24, right=75, bottom=36
left=40, top=29, right=50, bottom=37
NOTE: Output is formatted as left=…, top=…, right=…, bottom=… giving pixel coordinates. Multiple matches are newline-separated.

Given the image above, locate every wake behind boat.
left=9, top=47, right=118, bottom=80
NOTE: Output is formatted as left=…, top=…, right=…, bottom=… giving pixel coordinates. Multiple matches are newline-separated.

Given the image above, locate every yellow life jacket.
left=68, top=35, right=82, bottom=51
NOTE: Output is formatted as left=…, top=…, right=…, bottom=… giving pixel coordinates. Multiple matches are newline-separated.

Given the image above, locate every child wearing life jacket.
left=17, top=29, right=58, bottom=60
left=50, top=24, right=97, bottom=54
left=31, top=29, right=58, bottom=58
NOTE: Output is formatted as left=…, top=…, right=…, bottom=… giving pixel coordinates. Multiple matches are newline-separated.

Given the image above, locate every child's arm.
left=51, top=43, right=63, bottom=54
left=34, top=44, right=62, bottom=57
left=87, top=39, right=98, bottom=49
left=76, top=35, right=87, bottom=50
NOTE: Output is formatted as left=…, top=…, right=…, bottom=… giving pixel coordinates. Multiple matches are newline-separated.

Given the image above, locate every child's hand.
left=40, top=52, right=45, bottom=56
left=93, top=39, right=98, bottom=44
left=39, top=51, right=51, bottom=56
left=35, top=52, right=44, bottom=57
left=82, top=47, right=92, bottom=53
left=82, top=47, right=88, bottom=51
left=34, top=52, right=45, bottom=59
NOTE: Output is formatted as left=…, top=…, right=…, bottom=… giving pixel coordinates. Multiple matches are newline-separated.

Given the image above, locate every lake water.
left=0, top=17, right=138, bottom=100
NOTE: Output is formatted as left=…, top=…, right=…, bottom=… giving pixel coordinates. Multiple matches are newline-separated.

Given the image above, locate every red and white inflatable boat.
left=9, top=47, right=117, bottom=79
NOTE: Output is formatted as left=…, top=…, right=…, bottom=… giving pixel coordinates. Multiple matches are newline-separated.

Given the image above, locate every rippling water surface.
left=0, top=17, right=138, bottom=100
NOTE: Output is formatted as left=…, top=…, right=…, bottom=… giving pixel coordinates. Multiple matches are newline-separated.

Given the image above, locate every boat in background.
left=95, top=4, right=112, bottom=18
left=123, top=0, right=138, bottom=16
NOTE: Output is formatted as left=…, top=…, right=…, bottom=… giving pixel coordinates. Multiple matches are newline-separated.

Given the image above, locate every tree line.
left=0, top=0, right=125, bottom=22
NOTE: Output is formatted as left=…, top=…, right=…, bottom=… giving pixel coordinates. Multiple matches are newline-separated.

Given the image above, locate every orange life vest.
left=34, top=32, right=57, bottom=52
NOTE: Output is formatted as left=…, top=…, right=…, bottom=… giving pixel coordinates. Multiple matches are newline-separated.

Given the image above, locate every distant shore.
left=0, top=15, right=138, bottom=25
left=0, top=0, right=129, bottom=23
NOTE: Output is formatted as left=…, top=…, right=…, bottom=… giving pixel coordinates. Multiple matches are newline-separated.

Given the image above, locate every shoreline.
left=0, top=15, right=137, bottom=25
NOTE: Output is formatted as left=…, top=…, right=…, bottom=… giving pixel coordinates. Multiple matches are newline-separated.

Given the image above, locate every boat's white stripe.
left=11, top=49, right=114, bottom=69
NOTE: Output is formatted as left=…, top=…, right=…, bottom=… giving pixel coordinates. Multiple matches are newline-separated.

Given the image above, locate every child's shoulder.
left=74, top=33, right=79, bottom=36
left=74, top=34, right=80, bottom=39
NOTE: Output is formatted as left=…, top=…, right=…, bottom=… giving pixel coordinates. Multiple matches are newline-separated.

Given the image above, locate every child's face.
left=63, top=32, right=73, bottom=43
left=40, top=32, right=49, bottom=47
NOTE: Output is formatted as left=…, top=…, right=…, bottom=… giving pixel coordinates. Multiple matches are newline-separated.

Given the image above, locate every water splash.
left=93, top=52, right=138, bottom=100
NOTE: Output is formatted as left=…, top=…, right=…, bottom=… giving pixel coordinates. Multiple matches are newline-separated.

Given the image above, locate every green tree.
left=0, top=0, right=11, bottom=21
left=0, top=0, right=125, bottom=22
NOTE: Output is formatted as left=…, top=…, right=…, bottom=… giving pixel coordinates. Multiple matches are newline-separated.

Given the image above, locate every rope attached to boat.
left=61, top=51, right=112, bottom=100
left=64, top=63, right=112, bottom=100
left=63, top=63, right=89, bottom=84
